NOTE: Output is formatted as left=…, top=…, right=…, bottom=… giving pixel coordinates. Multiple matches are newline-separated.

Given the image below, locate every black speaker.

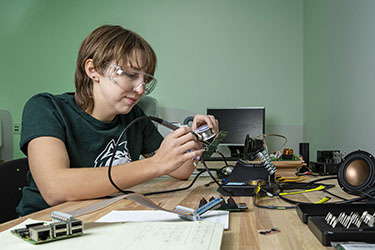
left=299, top=142, right=310, bottom=167
left=338, top=150, right=375, bottom=196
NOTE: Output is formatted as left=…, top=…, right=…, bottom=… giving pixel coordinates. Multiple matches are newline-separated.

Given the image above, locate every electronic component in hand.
left=202, top=131, right=228, bottom=159
left=199, top=197, right=248, bottom=212
left=11, top=219, right=84, bottom=244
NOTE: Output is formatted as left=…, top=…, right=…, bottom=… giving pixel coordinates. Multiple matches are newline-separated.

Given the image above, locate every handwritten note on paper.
left=122, top=221, right=223, bottom=250
left=1, top=219, right=224, bottom=250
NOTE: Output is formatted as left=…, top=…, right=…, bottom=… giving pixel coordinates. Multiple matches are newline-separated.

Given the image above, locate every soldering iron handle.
left=147, top=116, right=181, bottom=131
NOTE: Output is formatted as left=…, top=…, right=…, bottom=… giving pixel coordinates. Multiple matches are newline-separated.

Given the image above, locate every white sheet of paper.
left=96, top=210, right=229, bottom=229
left=1, top=218, right=223, bottom=250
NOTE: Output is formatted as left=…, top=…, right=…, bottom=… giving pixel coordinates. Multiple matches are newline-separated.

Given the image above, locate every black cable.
left=200, top=156, right=233, bottom=195
left=215, top=150, right=230, bottom=167
left=277, top=179, right=369, bottom=206
left=253, top=186, right=296, bottom=210
left=278, top=194, right=308, bottom=205
left=107, top=115, right=203, bottom=196
left=216, top=150, right=236, bottom=178
left=143, top=169, right=207, bottom=196
left=107, top=115, right=228, bottom=196
left=359, top=190, right=375, bottom=199
left=278, top=190, right=367, bottom=205
left=274, top=181, right=329, bottom=205
left=322, top=189, right=348, bottom=201
left=108, top=116, right=149, bottom=195
left=272, top=178, right=336, bottom=206
left=278, top=182, right=335, bottom=193
left=333, top=196, right=368, bottom=204
left=277, top=182, right=320, bottom=190
left=255, top=173, right=371, bottom=208
left=253, top=200, right=296, bottom=210
left=307, top=176, right=337, bottom=184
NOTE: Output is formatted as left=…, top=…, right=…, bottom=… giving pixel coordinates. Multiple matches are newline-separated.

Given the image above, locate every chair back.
left=0, top=158, right=29, bottom=223
left=0, top=110, right=13, bottom=162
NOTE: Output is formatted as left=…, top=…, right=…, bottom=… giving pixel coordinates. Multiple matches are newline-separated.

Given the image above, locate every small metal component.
left=332, top=217, right=339, bottom=228
left=343, top=215, right=351, bottom=228
left=29, top=225, right=52, bottom=242
left=361, top=211, right=369, bottom=226
left=352, top=213, right=360, bottom=227
left=69, top=220, right=83, bottom=235
left=338, top=212, right=345, bottom=223
left=329, top=216, right=337, bottom=227
left=325, top=212, right=332, bottom=222
left=368, top=215, right=374, bottom=227
left=340, top=214, right=347, bottom=226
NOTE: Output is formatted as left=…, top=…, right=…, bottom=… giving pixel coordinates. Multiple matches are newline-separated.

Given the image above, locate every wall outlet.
left=13, top=123, right=21, bottom=134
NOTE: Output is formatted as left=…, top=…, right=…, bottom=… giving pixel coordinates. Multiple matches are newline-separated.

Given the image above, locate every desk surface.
left=0, top=167, right=354, bottom=250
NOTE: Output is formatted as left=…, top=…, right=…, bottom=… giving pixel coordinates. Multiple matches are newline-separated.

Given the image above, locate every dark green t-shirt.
left=16, top=92, right=163, bottom=216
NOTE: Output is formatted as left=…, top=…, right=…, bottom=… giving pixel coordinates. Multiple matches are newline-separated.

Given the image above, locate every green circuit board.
left=202, top=130, right=228, bottom=159
left=11, top=220, right=84, bottom=244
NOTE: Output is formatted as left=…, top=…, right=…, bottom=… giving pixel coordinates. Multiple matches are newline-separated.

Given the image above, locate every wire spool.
left=194, top=124, right=215, bottom=142
left=338, top=150, right=375, bottom=196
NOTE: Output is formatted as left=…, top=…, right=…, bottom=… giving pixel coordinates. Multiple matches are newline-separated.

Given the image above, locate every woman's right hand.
left=151, top=126, right=203, bottom=175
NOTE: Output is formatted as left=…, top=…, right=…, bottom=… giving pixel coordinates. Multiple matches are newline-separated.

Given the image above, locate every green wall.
left=304, top=0, right=375, bottom=160
left=1, top=0, right=303, bottom=159
left=2, top=0, right=374, bottom=169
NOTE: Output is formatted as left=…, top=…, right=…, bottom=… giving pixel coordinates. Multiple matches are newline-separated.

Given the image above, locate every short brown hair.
left=74, top=25, right=157, bottom=113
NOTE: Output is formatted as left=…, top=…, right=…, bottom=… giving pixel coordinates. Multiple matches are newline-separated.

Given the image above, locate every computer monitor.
left=207, top=107, right=265, bottom=159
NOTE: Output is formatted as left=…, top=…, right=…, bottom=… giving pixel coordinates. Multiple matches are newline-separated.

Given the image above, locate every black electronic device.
left=296, top=203, right=375, bottom=246
left=310, top=150, right=343, bottom=175
left=217, top=136, right=277, bottom=196
left=309, top=162, right=340, bottom=175
left=299, top=142, right=310, bottom=167
left=206, top=107, right=265, bottom=160
left=317, top=150, right=342, bottom=164
left=243, top=135, right=265, bottom=161
left=198, top=196, right=248, bottom=212
left=217, top=160, right=277, bottom=196
left=308, top=216, right=375, bottom=246
left=296, top=203, right=375, bottom=224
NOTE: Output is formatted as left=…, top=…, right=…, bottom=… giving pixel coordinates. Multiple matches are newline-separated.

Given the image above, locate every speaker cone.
left=338, top=150, right=375, bottom=196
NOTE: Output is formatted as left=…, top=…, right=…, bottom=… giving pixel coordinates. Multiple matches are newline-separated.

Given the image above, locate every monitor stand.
left=228, top=146, right=244, bottom=160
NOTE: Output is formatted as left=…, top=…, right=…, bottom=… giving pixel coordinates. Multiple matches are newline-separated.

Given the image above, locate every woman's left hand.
left=192, top=114, right=219, bottom=136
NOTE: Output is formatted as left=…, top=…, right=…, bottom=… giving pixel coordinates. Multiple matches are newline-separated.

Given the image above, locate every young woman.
left=17, top=25, right=218, bottom=216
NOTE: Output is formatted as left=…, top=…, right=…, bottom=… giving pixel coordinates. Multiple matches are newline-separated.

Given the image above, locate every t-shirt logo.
left=94, top=139, right=132, bottom=167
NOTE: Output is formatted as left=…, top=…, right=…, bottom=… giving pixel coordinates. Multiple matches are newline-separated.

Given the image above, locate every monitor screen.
left=207, top=107, right=265, bottom=146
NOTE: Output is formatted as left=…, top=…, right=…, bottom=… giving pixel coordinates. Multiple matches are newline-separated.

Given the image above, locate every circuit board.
left=202, top=131, right=228, bottom=159
left=11, top=220, right=84, bottom=244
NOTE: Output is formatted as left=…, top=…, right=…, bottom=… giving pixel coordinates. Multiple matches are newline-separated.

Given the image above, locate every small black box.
left=317, top=150, right=342, bottom=164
